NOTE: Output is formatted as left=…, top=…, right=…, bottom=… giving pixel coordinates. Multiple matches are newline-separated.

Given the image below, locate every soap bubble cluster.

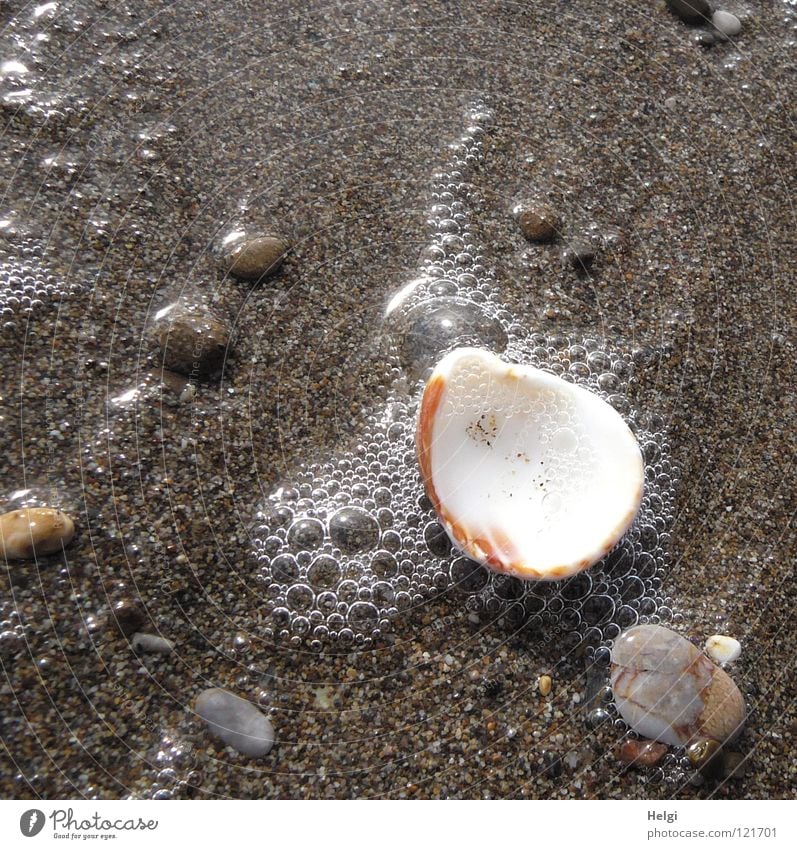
left=252, top=104, right=677, bottom=652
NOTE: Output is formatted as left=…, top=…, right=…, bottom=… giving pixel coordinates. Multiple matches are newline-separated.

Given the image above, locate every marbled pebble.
left=195, top=687, right=275, bottom=758
left=517, top=204, right=560, bottom=242
left=705, top=634, right=742, bottom=664
left=223, top=235, right=288, bottom=281
left=667, top=0, right=711, bottom=24
left=538, top=674, right=552, bottom=696
left=611, top=624, right=746, bottom=746
left=0, top=507, right=75, bottom=560
left=712, top=10, right=742, bottom=37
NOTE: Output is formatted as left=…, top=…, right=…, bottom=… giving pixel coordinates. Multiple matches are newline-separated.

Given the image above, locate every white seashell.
left=416, top=347, right=644, bottom=580
left=0, top=507, right=76, bottom=560
left=611, top=624, right=746, bottom=747
left=705, top=634, right=742, bottom=664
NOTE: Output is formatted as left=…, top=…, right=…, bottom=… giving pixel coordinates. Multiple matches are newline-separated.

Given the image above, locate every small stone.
left=667, top=0, right=711, bottom=25
left=112, top=598, right=147, bottom=637
left=131, top=632, right=174, bottom=654
left=687, top=738, right=724, bottom=776
left=195, top=687, right=274, bottom=758
left=538, top=674, right=552, bottom=696
left=696, top=30, right=716, bottom=48
left=223, top=235, right=289, bottom=281
left=712, top=10, right=742, bottom=37
left=722, top=750, right=750, bottom=779
left=705, top=634, right=742, bottom=664
left=564, top=240, right=596, bottom=272
left=0, top=507, right=75, bottom=560
left=483, top=678, right=502, bottom=698
left=517, top=204, right=561, bottom=243
left=154, top=303, right=230, bottom=379
left=617, top=739, right=668, bottom=768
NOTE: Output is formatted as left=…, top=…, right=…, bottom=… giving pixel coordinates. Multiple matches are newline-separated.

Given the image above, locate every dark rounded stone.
left=223, top=235, right=289, bottom=281
left=112, top=598, right=146, bottom=636
left=667, top=0, right=711, bottom=25
left=517, top=204, right=561, bottom=242
left=329, top=507, right=380, bottom=553
left=564, top=240, right=596, bottom=272
left=154, top=303, right=230, bottom=378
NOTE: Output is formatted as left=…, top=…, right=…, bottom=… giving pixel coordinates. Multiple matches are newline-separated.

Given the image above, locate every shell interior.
left=417, top=347, right=644, bottom=580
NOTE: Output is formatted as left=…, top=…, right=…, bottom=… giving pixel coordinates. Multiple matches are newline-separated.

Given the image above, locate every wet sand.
left=1, top=0, right=795, bottom=799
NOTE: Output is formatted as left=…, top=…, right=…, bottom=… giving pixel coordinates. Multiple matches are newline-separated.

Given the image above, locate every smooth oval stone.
left=611, top=624, right=746, bottom=746
left=0, top=507, right=75, bottom=560
left=153, top=303, right=230, bottom=378
left=666, top=0, right=711, bottom=24
left=712, top=10, right=742, bottom=37
left=223, top=235, right=289, bottom=281
left=705, top=634, right=742, bottom=664
left=517, top=204, right=561, bottom=242
left=195, top=688, right=274, bottom=757
left=131, top=632, right=174, bottom=654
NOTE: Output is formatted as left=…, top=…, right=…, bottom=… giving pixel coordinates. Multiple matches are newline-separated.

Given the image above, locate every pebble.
left=195, top=687, right=275, bottom=758
left=564, top=240, right=596, bottom=272
left=617, top=739, right=668, bottom=768
left=517, top=204, right=561, bottom=242
left=0, top=507, right=75, bottom=560
left=611, top=624, right=746, bottom=746
left=705, top=634, right=742, bottom=664
left=667, top=0, right=711, bottom=24
left=538, top=674, right=552, bottom=696
left=154, top=303, right=231, bottom=378
left=111, top=598, right=147, bottom=637
left=712, top=10, right=742, bottom=37
left=686, top=738, right=724, bottom=776
left=223, top=235, right=289, bottom=281
left=696, top=31, right=716, bottom=48
left=131, top=632, right=175, bottom=654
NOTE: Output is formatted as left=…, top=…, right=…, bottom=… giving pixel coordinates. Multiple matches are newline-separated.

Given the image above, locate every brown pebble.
left=617, top=739, right=668, bottom=768
left=687, top=738, right=724, bottom=776
left=517, top=205, right=561, bottom=242
left=538, top=674, right=552, bottom=696
left=224, top=235, right=289, bottom=281
left=111, top=598, right=147, bottom=637
left=0, top=507, right=76, bottom=560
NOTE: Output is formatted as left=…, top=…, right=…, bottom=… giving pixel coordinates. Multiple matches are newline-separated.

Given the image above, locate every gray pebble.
left=195, top=687, right=274, bottom=757
left=712, top=10, right=742, bottom=37
left=667, top=0, right=711, bottom=24
left=696, top=31, right=716, bottom=48
left=131, top=632, right=174, bottom=654
left=223, top=235, right=289, bottom=281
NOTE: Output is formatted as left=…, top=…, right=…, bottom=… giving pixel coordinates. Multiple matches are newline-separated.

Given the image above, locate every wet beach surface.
left=1, top=0, right=795, bottom=799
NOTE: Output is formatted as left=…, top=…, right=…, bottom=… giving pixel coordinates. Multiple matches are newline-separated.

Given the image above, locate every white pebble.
left=131, top=632, right=174, bottom=654
left=712, top=10, right=742, bottom=37
left=195, top=687, right=274, bottom=758
left=705, top=634, right=742, bottom=664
